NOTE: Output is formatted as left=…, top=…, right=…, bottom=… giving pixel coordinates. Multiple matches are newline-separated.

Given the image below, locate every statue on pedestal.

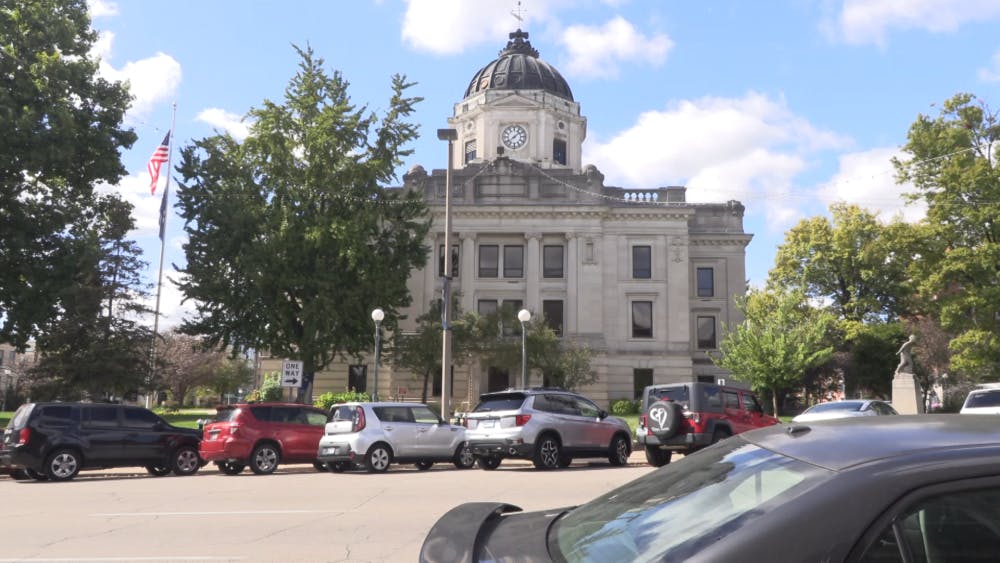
left=895, top=334, right=916, bottom=375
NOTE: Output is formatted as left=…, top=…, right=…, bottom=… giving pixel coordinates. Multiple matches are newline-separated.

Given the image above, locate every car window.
left=965, top=391, right=1000, bottom=408
left=411, top=405, right=442, bottom=424
left=574, top=396, right=601, bottom=418
left=9, top=404, right=34, bottom=429
left=723, top=391, right=740, bottom=410
left=473, top=394, right=527, bottom=412
left=304, top=409, right=329, bottom=426
left=860, top=488, right=1000, bottom=563
left=545, top=394, right=580, bottom=415
left=373, top=406, right=414, bottom=423
left=123, top=407, right=161, bottom=429
left=330, top=405, right=357, bottom=422
left=742, top=393, right=761, bottom=413
left=214, top=407, right=240, bottom=422
left=807, top=401, right=863, bottom=413
left=249, top=406, right=273, bottom=422
left=85, top=405, right=120, bottom=427
left=650, top=386, right=689, bottom=409
left=38, top=405, right=76, bottom=426
left=702, top=386, right=722, bottom=410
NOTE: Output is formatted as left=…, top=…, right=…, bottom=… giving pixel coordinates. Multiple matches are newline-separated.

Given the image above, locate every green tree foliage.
left=26, top=196, right=154, bottom=400
left=894, top=93, right=1000, bottom=381
left=713, top=289, right=836, bottom=415
left=207, top=357, right=255, bottom=405
left=768, top=203, right=916, bottom=323
left=0, top=0, right=137, bottom=348
left=156, top=332, right=228, bottom=405
left=393, top=297, right=477, bottom=403
left=174, top=46, right=430, bottom=402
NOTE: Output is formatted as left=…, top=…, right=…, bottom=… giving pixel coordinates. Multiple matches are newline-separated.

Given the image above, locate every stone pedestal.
left=892, top=371, right=924, bottom=414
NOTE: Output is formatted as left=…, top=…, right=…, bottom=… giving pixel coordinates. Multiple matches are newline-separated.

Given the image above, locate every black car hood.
left=420, top=502, right=570, bottom=562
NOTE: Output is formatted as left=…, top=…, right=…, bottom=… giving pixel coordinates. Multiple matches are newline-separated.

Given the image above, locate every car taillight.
left=685, top=411, right=700, bottom=424
left=640, top=415, right=652, bottom=435
left=353, top=407, right=366, bottom=432
left=17, top=428, right=30, bottom=445
left=515, top=414, right=531, bottom=426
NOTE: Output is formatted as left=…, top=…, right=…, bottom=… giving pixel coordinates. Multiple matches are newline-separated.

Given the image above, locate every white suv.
left=462, top=388, right=633, bottom=470
left=961, top=388, right=1000, bottom=414
left=316, top=402, right=474, bottom=473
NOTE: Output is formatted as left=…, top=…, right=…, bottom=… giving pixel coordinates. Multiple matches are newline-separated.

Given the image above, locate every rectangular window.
left=633, top=246, right=651, bottom=279
left=697, top=316, right=717, bottom=349
left=502, top=300, right=523, bottom=336
left=543, top=245, right=564, bottom=278
left=432, top=365, right=455, bottom=397
left=438, top=245, right=459, bottom=278
left=348, top=365, right=367, bottom=393
left=632, top=301, right=653, bottom=338
left=553, top=138, right=567, bottom=165
left=503, top=245, right=524, bottom=278
left=697, top=267, right=715, bottom=297
left=464, top=139, right=477, bottom=164
left=477, top=299, right=498, bottom=316
left=479, top=245, right=499, bottom=278
left=633, top=369, right=653, bottom=400
left=542, top=300, right=564, bottom=337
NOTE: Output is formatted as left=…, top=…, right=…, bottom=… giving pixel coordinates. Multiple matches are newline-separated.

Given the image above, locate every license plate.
left=481, top=420, right=495, bottom=428
left=322, top=446, right=339, bottom=456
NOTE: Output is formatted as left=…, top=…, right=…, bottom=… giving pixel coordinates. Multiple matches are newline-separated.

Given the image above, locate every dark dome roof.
left=463, top=30, right=573, bottom=102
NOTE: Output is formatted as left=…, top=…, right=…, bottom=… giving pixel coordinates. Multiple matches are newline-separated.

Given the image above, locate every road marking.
left=91, top=509, right=331, bottom=517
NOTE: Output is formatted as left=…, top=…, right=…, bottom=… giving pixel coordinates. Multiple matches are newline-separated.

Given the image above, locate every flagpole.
left=148, top=102, right=177, bottom=408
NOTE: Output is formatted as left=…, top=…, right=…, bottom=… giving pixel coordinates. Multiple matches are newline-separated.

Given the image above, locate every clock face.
left=502, top=125, right=527, bottom=150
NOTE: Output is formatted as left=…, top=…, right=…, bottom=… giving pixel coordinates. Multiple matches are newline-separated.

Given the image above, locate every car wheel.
left=216, top=461, right=245, bottom=475
left=477, top=455, right=502, bottom=470
left=646, top=400, right=683, bottom=440
left=146, top=465, right=171, bottom=477
left=327, top=461, right=352, bottom=473
left=644, top=446, right=672, bottom=467
left=313, top=461, right=329, bottom=472
left=365, top=443, right=392, bottom=473
left=453, top=444, right=475, bottom=469
left=45, top=449, right=81, bottom=481
left=24, top=468, right=49, bottom=481
left=711, top=428, right=731, bottom=444
left=532, top=435, right=562, bottom=470
left=608, top=435, right=632, bottom=466
left=171, top=446, right=201, bottom=476
left=415, top=461, right=434, bottom=470
left=249, top=443, right=280, bottom=475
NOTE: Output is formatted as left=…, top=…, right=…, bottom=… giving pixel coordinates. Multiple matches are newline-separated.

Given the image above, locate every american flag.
left=147, top=131, right=171, bottom=195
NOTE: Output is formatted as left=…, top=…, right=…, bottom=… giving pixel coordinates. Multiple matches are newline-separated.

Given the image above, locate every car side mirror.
left=598, top=410, right=608, bottom=419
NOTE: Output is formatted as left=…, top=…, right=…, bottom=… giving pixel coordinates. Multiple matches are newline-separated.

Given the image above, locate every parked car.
left=960, top=387, right=1000, bottom=414
left=0, top=402, right=202, bottom=482
left=316, top=402, right=473, bottom=473
left=636, top=382, right=779, bottom=466
left=421, top=414, right=1000, bottom=561
left=462, top=388, right=632, bottom=471
left=792, top=399, right=898, bottom=422
left=199, top=402, right=329, bottom=475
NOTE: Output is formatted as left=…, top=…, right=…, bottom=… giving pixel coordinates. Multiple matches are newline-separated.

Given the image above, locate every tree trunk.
left=421, top=369, right=430, bottom=403
left=771, top=386, right=779, bottom=417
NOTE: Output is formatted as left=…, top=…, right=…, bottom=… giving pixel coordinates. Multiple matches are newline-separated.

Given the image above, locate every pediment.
left=487, top=94, right=543, bottom=110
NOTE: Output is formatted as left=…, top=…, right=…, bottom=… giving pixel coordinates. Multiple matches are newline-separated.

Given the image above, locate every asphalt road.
left=1, top=453, right=657, bottom=562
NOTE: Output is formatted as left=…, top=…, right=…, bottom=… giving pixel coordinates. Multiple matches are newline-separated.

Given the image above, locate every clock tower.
left=446, top=29, right=587, bottom=172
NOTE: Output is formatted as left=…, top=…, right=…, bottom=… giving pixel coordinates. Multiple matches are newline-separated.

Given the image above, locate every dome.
left=463, top=30, right=573, bottom=102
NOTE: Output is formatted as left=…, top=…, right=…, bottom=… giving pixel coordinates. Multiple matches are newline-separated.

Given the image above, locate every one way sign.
left=281, top=360, right=304, bottom=388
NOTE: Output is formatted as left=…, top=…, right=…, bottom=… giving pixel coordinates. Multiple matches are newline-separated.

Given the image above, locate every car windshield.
left=549, top=439, right=831, bottom=561
left=473, top=393, right=526, bottom=412
left=965, top=391, right=1000, bottom=408
left=805, top=401, right=864, bottom=413
left=8, top=404, right=34, bottom=429
left=649, top=386, right=689, bottom=407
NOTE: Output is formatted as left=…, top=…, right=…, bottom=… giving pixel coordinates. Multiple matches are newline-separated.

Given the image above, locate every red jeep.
left=636, top=382, right=780, bottom=466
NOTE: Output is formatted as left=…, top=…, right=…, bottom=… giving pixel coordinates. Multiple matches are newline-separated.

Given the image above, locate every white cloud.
left=979, top=48, right=1000, bottom=82
left=818, top=147, right=926, bottom=223
left=93, top=32, right=181, bottom=119
left=87, top=0, right=118, bottom=18
left=401, top=0, right=567, bottom=54
left=584, top=92, right=851, bottom=229
left=832, top=0, right=1000, bottom=46
left=561, top=16, right=672, bottom=78
left=197, top=108, right=251, bottom=141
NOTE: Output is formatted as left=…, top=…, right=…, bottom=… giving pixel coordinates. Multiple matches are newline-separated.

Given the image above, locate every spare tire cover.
left=647, top=400, right=682, bottom=439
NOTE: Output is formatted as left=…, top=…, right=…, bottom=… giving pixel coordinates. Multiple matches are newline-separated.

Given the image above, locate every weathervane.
left=511, top=1, right=526, bottom=23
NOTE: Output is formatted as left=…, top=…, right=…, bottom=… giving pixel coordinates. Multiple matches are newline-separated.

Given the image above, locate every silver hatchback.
left=462, top=389, right=633, bottom=470
left=316, top=402, right=474, bottom=473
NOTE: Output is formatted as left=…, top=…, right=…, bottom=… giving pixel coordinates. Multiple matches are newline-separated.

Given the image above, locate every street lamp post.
left=518, top=309, right=531, bottom=388
left=437, top=128, right=457, bottom=421
left=371, top=308, right=385, bottom=402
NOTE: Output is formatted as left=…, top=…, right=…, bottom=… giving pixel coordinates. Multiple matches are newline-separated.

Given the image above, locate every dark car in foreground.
left=421, top=415, right=1000, bottom=561
left=1, top=402, right=202, bottom=481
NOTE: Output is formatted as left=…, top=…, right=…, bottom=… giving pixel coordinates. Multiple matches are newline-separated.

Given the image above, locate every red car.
left=199, top=402, right=330, bottom=475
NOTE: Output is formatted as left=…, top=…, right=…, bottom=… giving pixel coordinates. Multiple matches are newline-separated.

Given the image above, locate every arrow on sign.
left=285, top=378, right=298, bottom=385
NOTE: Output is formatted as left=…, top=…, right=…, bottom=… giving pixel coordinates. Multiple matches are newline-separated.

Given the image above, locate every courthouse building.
left=262, top=30, right=751, bottom=409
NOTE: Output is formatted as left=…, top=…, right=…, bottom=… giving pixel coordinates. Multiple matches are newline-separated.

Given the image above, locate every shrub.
left=246, top=372, right=283, bottom=402
left=610, top=399, right=640, bottom=416
left=313, top=390, right=370, bottom=410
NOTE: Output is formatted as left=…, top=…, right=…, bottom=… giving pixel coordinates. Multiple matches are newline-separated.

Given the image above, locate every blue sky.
left=86, top=0, right=1000, bottom=328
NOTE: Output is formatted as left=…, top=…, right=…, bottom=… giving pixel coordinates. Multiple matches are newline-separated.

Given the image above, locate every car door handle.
left=384, top=425, right=393, bottom=431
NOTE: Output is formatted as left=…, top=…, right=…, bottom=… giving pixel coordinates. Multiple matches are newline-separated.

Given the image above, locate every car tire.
left=24, top=468, right=49, bottom=481
left=608, top=435, right=632, bottom=466
left=45, top=448, right=81, bottom=481
left=365, top=443, right=392, bottom=473
left=216, top=461, right=245, bottom=475
left=477, top=455, right=502, bottom=470
left=711, top=428, right=731, bottom=445
left=415, top=461, right=434, bottom=470
left=453, top=444, right=475, bottom=469
left=327, top=461, right=352, bottom=473
left=146, top=465, right=171, bottom=477
left=557, top=454, right=573, bottom=468
left=644, top=446, right=672, bottom=467
left=646, top=400, right=683, bottom=440
left=532, top=435, right=562, bottom=470
left=313, top=461, right=329, bottom=472
left=249, top=443, right=280, bottom=475
left=171, top=446, right=201, bottom=476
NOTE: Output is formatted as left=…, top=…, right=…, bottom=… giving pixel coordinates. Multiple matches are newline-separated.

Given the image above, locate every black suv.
left=0, top=402, right=203, bottom=481
left=636, top=382, right=779, bottom=466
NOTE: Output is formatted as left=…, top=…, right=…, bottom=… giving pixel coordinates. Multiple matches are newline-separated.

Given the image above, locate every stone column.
left=526, top=232, right=541, bottom=311
left=459, top=232, right=476, bottom=313
left=566, top=233, right=578, bottom=334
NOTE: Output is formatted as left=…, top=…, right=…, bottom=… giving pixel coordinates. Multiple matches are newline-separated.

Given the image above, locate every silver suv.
left=462, top=388, right=632, bottom=470
left=316, top=402, right=475, bottom=473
